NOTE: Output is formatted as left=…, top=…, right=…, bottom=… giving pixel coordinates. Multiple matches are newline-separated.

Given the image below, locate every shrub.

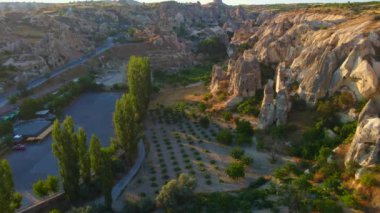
left=241, top=156, right=253, bottom=166
left=269, top=124, right=296, bottom=140
left=46, top=175, right=59, bottom=193
left=235, top=133, right=252, bottom=145
left=33, top=180, right=49, bottom=197
left=216, top=129, right=233, bottom=145
left=198, top=102, right=207, bottom=112
left=156, top=173, right=197, bottom=209
left=229, top=147, right=245, bottom=160
left=340, top=193, right=358, bottom=208
left=225, top=162, right=245, bottom=179
left=236, top=120, right=253, bottom=136
left=203, top=93, right=213, bottom=101
left=222, top=111, right=233, bottom=121
left=198, top=36, right=227, bottom=59
left=360, top=172, right=377, bottom=186
left=199, top=116, right=210, bottom=129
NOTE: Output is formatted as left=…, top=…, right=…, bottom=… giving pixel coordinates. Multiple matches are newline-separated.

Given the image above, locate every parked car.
left=13, top=144, right=25, bottom=151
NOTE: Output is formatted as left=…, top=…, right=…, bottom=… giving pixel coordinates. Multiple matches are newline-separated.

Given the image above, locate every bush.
left=216, top=129, right=233, bottom=145
left=236, top=92, right=263, bottom=116
left=156, top=173, right=197, bottom=210
left=360, top=172, right=377, bottom=186
left=269, top=124, right=296, bottom=140
left=222, top=111, right=233, bottom=121
left=249, top=177, right=268, bottom=188
left=236, top=120, right=253, bottom=136
left=198, top=102, right=207, bottom=112
left=241, top=156, right=253, bottom=166
left=225, top=162, right=245, bottom=179
left=198, top=36, right=227, bottom=60
left=235, top=133, right=252, bottom=145
left=340, top=193, right=359, bottom=208
left=33, top=180, right=49, bottom=197
left=229, top=147, right=245, bottom=160
left=46, top=175, right=59, bottom=192
left=203, top=93, right=213, bottom=101
left=33, top=175, right=59, bottom=197
left=199, top=116, right=210, bottom=129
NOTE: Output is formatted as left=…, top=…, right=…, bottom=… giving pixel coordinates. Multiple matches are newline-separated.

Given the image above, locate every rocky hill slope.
left=0, top=1, right=248, bottom=92
left=209, top=3, right=380, bottom=182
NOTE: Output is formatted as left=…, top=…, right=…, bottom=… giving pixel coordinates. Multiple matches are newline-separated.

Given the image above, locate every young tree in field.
left=0, top=160, right=22, bottom=213
left=76, top=128, right=91, bottom=185
left=89, top=135, right=102, bottom=175
left=112, top=93, right=140, bottom=160
left=156, top=173, right=196, bottom=210
left=52, top=117, right=80, bottom=201
left=127, top=56, right=151, bottom=119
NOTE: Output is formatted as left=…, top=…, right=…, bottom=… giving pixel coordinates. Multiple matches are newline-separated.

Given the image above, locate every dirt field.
left=149, top=83, right=208, bottom=108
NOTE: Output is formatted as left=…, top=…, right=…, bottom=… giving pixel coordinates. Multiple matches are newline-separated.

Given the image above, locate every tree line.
left=51, top=56, right=151, bottom=209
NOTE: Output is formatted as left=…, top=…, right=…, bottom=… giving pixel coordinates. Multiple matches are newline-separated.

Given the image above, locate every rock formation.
left=228, top=50, right=262, bottom=97
left=228, top=11, right=380, bottom=104
left=345, top=99, right=380, bottom=167
left=210, top=65, right=229, bottom=95
left=258, top=63, right=291, bottom=129
left=258, top=80, right=275, bottom=129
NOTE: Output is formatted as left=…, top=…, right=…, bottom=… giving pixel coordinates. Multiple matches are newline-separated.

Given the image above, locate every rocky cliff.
left=345, top=98, right=380, bottom=167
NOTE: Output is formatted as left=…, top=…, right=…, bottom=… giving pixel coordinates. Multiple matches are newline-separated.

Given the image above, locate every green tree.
left=229, top=147, right=245, bottom=160
left=33, top=180, right=48, bottom=197
left=127, top=56, right=151, bottom=119
left=76, top=128, right=91, bottom=185
left=156, top=173, right=196, bottom=210
left=113, top=93, right=140, bottom=160
left=52, top=117, right=80, bottom=201
left=225, top=162, right=245, bottom=179
left=0, top=160, right=22, bottom=213
left=216, top=129, right=233, bottom=145
left=90, top=135, right=102, bottom=175
left=99, top=150, right=113, bottom=209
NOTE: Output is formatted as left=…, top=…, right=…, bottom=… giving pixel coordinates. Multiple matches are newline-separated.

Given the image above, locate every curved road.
left=0, top=36, right=116, bottom=108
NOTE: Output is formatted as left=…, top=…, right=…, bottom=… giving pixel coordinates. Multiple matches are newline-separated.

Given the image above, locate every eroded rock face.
left=210, top=65, right=229, bottom=95
left=228, top=50, right=262, bottom=97
left=258, top=80, right=275, bottom=129
left=345, top=99, right=380, bottom=167
left=258, top=63, right=291, bottom=129
left=230, top=11, right=380, bottom=104
left=209, top=50, right=262, bottom=98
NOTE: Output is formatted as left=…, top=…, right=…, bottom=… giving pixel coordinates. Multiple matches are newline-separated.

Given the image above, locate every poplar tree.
left=112, top=93, right=140, bottom=160
left=89, top=135, right=102, bottom=176
left=76, top=127, right=91, bottom=185
left=99, top=150, right=113, bottom=209
left=52, top=117, right=80, bottom=201
left=127, top=56, right=151, bottom=119
left=0, top=160, right=22, bottom=213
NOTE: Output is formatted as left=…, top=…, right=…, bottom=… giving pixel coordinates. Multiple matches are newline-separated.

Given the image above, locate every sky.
left=0, top=0, right=377, bottom=5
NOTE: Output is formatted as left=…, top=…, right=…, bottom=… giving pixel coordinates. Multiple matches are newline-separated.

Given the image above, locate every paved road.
left=0, top=37, right=116, bottom=108
left=4, top=92, right=121, bottom=206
